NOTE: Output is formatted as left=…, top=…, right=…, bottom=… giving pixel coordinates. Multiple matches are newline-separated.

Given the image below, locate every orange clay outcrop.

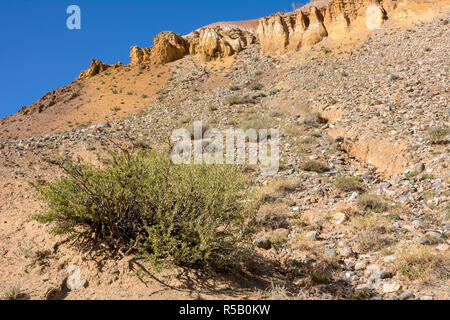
left=188, top=27, right=255, bottom=62
left=127, top=27, right=255, bottom=66
left=130, top=31, right=188, bottom=66
left=78, top=59, right=124, bottom=79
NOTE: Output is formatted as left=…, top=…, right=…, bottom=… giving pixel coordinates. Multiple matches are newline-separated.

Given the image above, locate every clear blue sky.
left=0, top=0, right=305, bottom=119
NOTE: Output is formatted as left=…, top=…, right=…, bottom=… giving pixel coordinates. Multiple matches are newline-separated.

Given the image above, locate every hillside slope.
left=0, top=0, right=448, bottom=300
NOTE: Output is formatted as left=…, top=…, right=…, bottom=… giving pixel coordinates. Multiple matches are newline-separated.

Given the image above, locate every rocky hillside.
left=0, top=0, right=448, bottom=300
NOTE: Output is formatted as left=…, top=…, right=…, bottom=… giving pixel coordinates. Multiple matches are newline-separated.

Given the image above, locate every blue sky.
left=0, top=0, right=306, bottom=118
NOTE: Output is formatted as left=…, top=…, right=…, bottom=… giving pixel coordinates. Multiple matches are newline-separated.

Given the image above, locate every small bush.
left=428, top=127, right=448, bottom=145
left=300, top=160, right=328, bottom=173
left=224, top=95, right=253, bottom=106
left=354, top=230, right=391, bottom=253
left=249, top=82, right=263, bottom=91
left=303, top=112, right=328, bottom=127
left=34, top=150, right=257, bottom=271
left=268, top=88, right=280, bottom=96
left=334, top=176, right=365, bottom=193
left=257, top=179, right=300, bottom=203
left=358, top=194, right=387, bottom=213
left=269, top=109, right=284, bottom=118
left=239, top=117, right=273, bottom=132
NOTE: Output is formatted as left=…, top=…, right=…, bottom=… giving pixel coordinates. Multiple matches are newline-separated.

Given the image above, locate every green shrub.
left=249, top=82, right=263, bottom=91
left=334, top=176, right=365, bottom=193
left=428, top=127, right=448, bottom=145
left=303, top=112, right=328, bottom=127
left=34, top=150, right=256, bottom=271
left=224, top=95, right=254, bottom=106
left=300, top=160, right=328, bottom=173
left=358, top=194, right=387, bottom=213
left=239, top=117, right=273, bottom=132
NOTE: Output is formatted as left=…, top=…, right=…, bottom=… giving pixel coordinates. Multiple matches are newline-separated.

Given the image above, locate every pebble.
left=253, top=237, right=271, bottom=250
left=305, top=231, right=318, bottom=241
left=354, top=261, right=367, bottom=271
left=399, top=290, right=415, bottom=300
left=383, top=281, right=401, bottom=293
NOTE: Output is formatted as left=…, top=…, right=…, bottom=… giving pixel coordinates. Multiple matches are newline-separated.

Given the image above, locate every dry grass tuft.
left=357, top=194, right=387, bottom=213
left=2, top=283, right=22, bottom=300
left=257, top=179, right=301, bottom=203
left=393, top=246, right=449, bottom=283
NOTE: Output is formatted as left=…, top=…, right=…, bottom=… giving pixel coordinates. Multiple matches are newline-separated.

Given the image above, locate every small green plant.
left=269, top=109, right=284, bottom=118
left=351, top=288, right=372, bottom=300
left=249, top=82, right=263, bottom=91
left=358, top=194, right=387, bottom=213
left=405, top=170, right=419, bottom=179
left=34, top=150, right=257, bottom=271
left=224, top=95, right=253, bottom=106
left=300, top=160, right=328, bottom=173
left=428, top=127, right=448, bottom=145
left=239, top=117, right=273, bottom=132
left=334, top=176, right=365, bottom=193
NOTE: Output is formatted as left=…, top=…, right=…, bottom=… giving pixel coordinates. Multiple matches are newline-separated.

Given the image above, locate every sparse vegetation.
left=428, top=126, right=448, bottom=144
left=358, top=194, right=387, bottom=213
left=260, top=282, right=291, bottom=300
left=334, top=176, right=365, bottom=193
left=394, top=246, right=449, bottom=282
left=249, top=82, right=263, bottom=91
left=224, top=95, right=253, bottom=106
left=257, top=178, right=301, bottom=203
left=2, top=283, right=22, bottom=300
left=300, top=160, right=328, bottom=173
left=354, top=230, right=391, bottom=253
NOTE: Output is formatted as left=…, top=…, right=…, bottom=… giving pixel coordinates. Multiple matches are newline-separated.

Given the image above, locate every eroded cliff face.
left=189, top=27, right=255, bottom=61
left=77, top=0, right=447, bottom=78
left=130, top=31, right=188, bottom=66
left=257, top=0, right=396, bottom=56
left=127, top=27, right=254, bottom=66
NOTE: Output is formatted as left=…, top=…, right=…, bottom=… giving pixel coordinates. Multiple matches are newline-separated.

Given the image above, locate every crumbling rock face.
left=129, top=46, right=153, bottom=66
left=130, top=31, right=188, bottom=65
left=78, top=59, right=123, bottom=79
left=302, top=6, right=328, bottom=48
left=257, top=0, right=398, bottom=56
left=148, top=31, right=189, bottom=65
left=189, top=27, right=255, bottom=61
left=257, top=14, right=292, bottom=56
